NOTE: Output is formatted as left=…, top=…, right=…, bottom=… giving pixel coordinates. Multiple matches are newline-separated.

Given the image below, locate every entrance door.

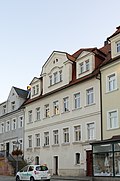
left=86, top=150, right=92, bottom=176
left=6, top=142, right=9, bottom=157
left=54, top=156, right=58, bottom=175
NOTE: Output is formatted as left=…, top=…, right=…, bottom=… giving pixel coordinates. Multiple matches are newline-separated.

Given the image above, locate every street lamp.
left=12, top=140, right=20, bottom=174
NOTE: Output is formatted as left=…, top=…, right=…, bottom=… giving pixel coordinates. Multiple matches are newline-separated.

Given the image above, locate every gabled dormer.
left=107, top=26, right=120, bottom=59
left=7, top=86, right=28, bottom=113
left=72, top=48, right=104, bottom=79
left=41, top=51, right=73, bottom=94
left=30, top=77, right=42, bottom=99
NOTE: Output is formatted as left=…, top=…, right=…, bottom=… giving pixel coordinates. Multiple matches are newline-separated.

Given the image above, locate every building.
left=92, top=26, right=120, bottom=177
left=24, top=48, right=106, bottom=176
left=0, top=86, right=28, bottom=157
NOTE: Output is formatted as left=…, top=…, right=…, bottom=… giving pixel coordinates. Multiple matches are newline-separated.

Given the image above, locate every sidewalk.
left=51, top=175, right=93, bottom=181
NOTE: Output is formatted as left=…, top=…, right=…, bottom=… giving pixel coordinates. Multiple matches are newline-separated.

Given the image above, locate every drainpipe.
left=96, top=71, right=103, bottom=141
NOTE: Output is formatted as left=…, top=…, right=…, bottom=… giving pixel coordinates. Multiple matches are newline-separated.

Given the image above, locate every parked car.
left=16, top=164, right=51, bottom=181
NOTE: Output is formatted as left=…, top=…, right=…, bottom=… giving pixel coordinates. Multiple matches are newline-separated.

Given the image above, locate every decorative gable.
left=107, top=26, right=120, bottom=59
left=41, top=51, right=73, bottom=94
left=30, top=77, right=41, bottom=99
left=76, top=51, right=95, bottom=79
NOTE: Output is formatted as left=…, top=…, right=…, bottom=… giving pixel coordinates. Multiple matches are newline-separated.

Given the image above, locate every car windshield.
left=36, top=166, right=48, bottom=171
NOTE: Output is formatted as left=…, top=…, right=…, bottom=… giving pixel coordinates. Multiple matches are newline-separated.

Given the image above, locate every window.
left=1, top=123, right=4, bottom=133
left=6, top=121, right=10, bottom=132
left=44, top=104, right=50, bottom=118
left=85, top=60, right=90, bottom=71
left=75, top=153, right=80, bottom=165
left=28, top=135, right=32, bottom=148
left=116, top=41, right=120, bottom=53
left=63, top=97, right=69, bottom=112
left=74, top=125, right=81, bottom=141
left=49, top=75, right=52, bottom=86
left=53, top=101, right=59, bottom=115
left=53, top=72, right=58, bottom=84
left=59, top=70, right=62, bottom=82
left=3, top=105, right=6, bottom=114
left=63, top=128, right=69, bottom=143
left=18, top=116, right=23, bottom=128
left=107, top=110, right=118, bottom=129
left=32, top=84, right=39, bottom=96
left=107, top=73, right=117, bottom=92
left=44, top=132, right=49, bottom=146
left=74, top=93, right=80, bottom=109
left=11, top=101, right=15, bottom=111
left=19, top=139, right=23, bottom=150
left=12, top=118, right=16, bottom=130
left=87, top=122, right=95, bottom=140
left=86, top=87, right=94, bottom=105
left=28, top=110, right=32, bottom=123
left=35, top=134, right=40, bottom=147
left=80, top=62, right=84, bottom=74
left=53, top=130, right=59, bottom=145
left=36, top=107, right=40, bottom=121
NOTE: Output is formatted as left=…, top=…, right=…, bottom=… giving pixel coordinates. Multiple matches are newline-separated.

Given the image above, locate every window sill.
left=51, top=113, right=60, bottom=117
left=27, top=121, right=33, bottom=124
left=72, top=141, right=82, bottom=145
left=34, top=147, right=41, bottom=150
left=72, top=107, right=82, bottom=112
left=84, top=103, right=95, bottom=108
left=106, top=88, right=119, bottom=94
left=61, top=110, right=70, bottom=114
left=61, top=142, right=70, bottom=146
left=48, top=80, right=63, bottom=88
left=26, top=148, right=33, bottom=151
left=34, top=119, right=41, bottom=122
left=107, top=126, right=119, bottom=131
left=43, top=116, right=50, bottom=120
left=43, top=145, right=50, bottom=148
left=52, top=144, right=60, bottom=147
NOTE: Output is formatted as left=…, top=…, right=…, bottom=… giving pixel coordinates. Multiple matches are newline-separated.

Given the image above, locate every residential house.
left=92, top=26, right=120, bottom=177
left=24, top=49, right=105, bottom=176
left=0, top=86, right=28, bottom=157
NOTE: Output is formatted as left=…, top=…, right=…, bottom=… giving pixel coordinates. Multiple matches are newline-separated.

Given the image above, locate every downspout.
left=96, top=71, right=103, bottom=141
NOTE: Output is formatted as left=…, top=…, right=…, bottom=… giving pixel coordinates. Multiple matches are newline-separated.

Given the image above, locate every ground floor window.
left=92, top=140, right=120, bottom=177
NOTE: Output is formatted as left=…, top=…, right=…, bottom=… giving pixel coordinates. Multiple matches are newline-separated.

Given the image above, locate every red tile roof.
left=107, top=26, right=120, bottom=40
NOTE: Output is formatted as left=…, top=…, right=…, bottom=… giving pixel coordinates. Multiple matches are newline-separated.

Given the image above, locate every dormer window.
left=32, top=84, right=39, bottom=97
left=80, top=62, right=84, bottom=74
left=3, top=105, right=6, bottom=114
left=85, top=60, right=90, bottom=71
left=11, top=101, right=15, bottom=111
left=116, top=41, right=120, bottom=53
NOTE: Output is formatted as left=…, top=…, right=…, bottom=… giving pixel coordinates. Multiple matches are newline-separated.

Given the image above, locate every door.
left=86, top=150, right=93, bottom=176
left=6, top=142, right=9, bottom=157
left=54, top=156, right=58, bottom=175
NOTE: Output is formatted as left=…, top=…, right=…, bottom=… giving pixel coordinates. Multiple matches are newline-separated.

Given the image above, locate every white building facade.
left=24, top=49, right=104, bottom=176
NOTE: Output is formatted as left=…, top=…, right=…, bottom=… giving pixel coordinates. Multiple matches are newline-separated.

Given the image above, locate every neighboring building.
left=24, top=49, right=106, bottom=176
left=92, top=26, right=120, bottom=177
left=0, top=86, right=28, bottom=157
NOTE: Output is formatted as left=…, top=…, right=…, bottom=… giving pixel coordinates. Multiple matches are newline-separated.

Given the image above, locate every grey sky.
left=0, top=0, right=119, bottom=102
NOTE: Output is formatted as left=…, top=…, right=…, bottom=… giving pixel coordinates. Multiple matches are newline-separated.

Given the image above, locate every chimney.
left=104, top=40, right=108, bottom=46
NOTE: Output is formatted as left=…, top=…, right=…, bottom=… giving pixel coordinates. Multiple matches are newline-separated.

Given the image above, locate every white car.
left=16, top=165, right=51, bottom=181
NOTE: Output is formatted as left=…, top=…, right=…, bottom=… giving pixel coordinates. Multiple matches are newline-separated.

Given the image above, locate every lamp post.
left=12, top=140, right=20, bottom=174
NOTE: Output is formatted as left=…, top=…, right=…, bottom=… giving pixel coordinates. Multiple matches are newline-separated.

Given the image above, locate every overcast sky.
left=0, top=0, right=120, bottom=103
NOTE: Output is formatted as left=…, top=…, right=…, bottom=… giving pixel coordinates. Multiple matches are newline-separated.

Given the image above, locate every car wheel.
left=30, top=176, right=34, bottom=181
left=16, top=176, right=20, bottom=181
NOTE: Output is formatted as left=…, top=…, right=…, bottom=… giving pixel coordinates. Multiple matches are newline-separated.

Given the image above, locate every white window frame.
left=74, top=93, right=80, bottom=109
left=11, top=101, right=15, bottom=111
left=86, top=87, right=94, bottom=105
left=44, top=132, right=49, bottom=146
left=59, top=70, right=62, bottom=82
left=53, top=130, right=59, bottom=145
left=28, top=135, right=32, bottom=148
left=36, top=107, right=40, bottom=121
left=6, top=120, right=10, bottom=132
left=28, top=110, right=32, bottom=123
left=63, top=97, right=69, bottom=112
left=18, top=116, right=23, bottom=128
left=49, top=75, right=52, bottom=86
left=44, top=104, right=50, bottom=118
left=63, top=127, right=69, bottom=143
left=53, top=100, right=59, bottom=115
left=107, top=109, right=118, bottom=130
left=12, top=118, right=16, bottom=130
left=106, top=73, right=117, bottom=92
left=85, top=59, right=90, bottom=71
left=1, top=123, right=4, bottom=133
left=116, top=41, right=120, bottom=53
left=53, top=72, right=58, bottom=84
left=35, top=133, right=40, bottom=147
left=74, top=125, right=81, bottom=142
left=87, top=122, right=95, bottom=140
left=79, top=62, right=84, bottom=74
left=3, top=105, right=6, bottom=114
